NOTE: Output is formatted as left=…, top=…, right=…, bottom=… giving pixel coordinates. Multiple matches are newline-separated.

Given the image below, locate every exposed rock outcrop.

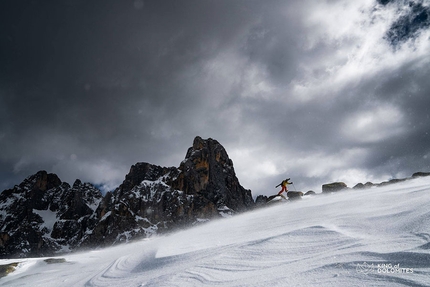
left=173, top=137, right=254, bottom=212
left=286, top=191, right=304, bottom=200
left=353, top=182, right=375, bottom=189
left=255, top=195, right=269, bottom=206
left=352, top=172, right=430, bottom=191
left=412, top=172, right=430, bottom=178
left=322, top=182, right=348, bottom=193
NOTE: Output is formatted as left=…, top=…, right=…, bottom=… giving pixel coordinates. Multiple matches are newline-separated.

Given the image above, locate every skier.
left=276, top=178, right=293, bottom=198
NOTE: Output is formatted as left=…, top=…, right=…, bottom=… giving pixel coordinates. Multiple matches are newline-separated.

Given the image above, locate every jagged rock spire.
left=173, top=136, right=253, bottom=211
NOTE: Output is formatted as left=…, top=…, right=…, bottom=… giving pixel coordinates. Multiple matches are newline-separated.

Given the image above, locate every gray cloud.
left=1, top=0, right=430, bottom=195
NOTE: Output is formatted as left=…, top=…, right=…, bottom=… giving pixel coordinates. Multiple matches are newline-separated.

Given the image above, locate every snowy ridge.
left=1, top=176, right=429, bottom=286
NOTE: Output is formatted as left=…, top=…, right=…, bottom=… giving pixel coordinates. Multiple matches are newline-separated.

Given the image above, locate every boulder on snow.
left=378, top=178, right=407, bottom=187
left=0, top=262, right=18, bottom=278
left=353, top=182, right=376, bottom=189
left=412, top=172, right=430, bottom=178
left=322, top=182, right=347, bottom=193
left=364, top=182, right=375, bottom=188
left=44, top=258, right=66, bottom=264
left=353, top=183, right=365, bottom=189
left=255, top=195, right=268, bottom=206
left=287, top=191, right=303, bottom=200
left=304, top=190, right=316, bottom=196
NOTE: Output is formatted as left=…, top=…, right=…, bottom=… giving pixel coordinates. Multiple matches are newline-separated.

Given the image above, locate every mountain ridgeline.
left=0, top=137, right=254, bottom=258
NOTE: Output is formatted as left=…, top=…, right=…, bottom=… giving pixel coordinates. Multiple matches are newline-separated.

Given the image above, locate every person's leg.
left=277, top=186, right=286, bottom=195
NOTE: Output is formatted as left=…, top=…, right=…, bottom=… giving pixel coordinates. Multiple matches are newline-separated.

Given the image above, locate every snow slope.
left=1, top=177, right=430, bottom=286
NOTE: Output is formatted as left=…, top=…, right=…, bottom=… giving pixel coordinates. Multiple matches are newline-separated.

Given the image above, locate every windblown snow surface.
left=1, top=177, right=430, bottom=286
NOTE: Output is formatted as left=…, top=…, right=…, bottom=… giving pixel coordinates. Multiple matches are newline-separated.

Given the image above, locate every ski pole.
left=292, top=183, right=297, bottom=191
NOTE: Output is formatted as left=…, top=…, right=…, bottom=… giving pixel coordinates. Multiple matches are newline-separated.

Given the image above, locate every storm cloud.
left=1, top=0, right=430, bottom=195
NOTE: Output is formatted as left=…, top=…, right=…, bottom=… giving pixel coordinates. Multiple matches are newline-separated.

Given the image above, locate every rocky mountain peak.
left=0, top=136, right=255, bottom=258
left=184, top=136, right=233, bottom=169
left=174, top=136, right=253, bottom=212
left=0, top=172, right=102, bottom=258
left=85, top=137, right=254, bottom=247
left=21, top=170, right=62, bottom=193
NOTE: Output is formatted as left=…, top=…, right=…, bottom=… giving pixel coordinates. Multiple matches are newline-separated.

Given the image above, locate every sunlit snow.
left=1, top=177, right=429, bottom=286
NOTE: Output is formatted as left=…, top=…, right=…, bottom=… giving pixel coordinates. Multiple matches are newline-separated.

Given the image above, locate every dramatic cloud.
left=1, top=0, right=429, bottom=195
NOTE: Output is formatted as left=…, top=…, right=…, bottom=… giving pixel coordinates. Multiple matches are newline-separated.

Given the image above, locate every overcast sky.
left=1, top=0, right=430, bottom=196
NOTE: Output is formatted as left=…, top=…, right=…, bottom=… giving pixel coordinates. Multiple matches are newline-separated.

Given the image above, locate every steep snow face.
left=32, top=209, right=57, bottom=237
left=1, top=177, right=430, bottom=286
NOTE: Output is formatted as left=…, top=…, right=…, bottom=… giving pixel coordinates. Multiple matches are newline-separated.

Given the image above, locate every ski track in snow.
left=1, top=177, right=430, bottom=286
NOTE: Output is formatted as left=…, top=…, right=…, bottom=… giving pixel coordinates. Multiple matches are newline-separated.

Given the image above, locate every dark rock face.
left=84, top=163, right=188, bottom=247
left=378, top=178, right=408, bottom=186
left=353, top=183, right=365, bottom=189
left=255, top=195, right=269, bottom=207
left=412, top=172, right=430, bottom=178
left=322, top=182, right=348, bottom=193
left=0, top=137, right=255, bottom=257
left=353, top=181, right=377, bottom=190
left=173, top=137, right=254, bottom=212
left=0, top=171, right=102, bottom=258
left=85, top=137, right=254, bottom=247
left=50, top=179, right=102, bottom=247
left=287, top=191, right=303, bottom=199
